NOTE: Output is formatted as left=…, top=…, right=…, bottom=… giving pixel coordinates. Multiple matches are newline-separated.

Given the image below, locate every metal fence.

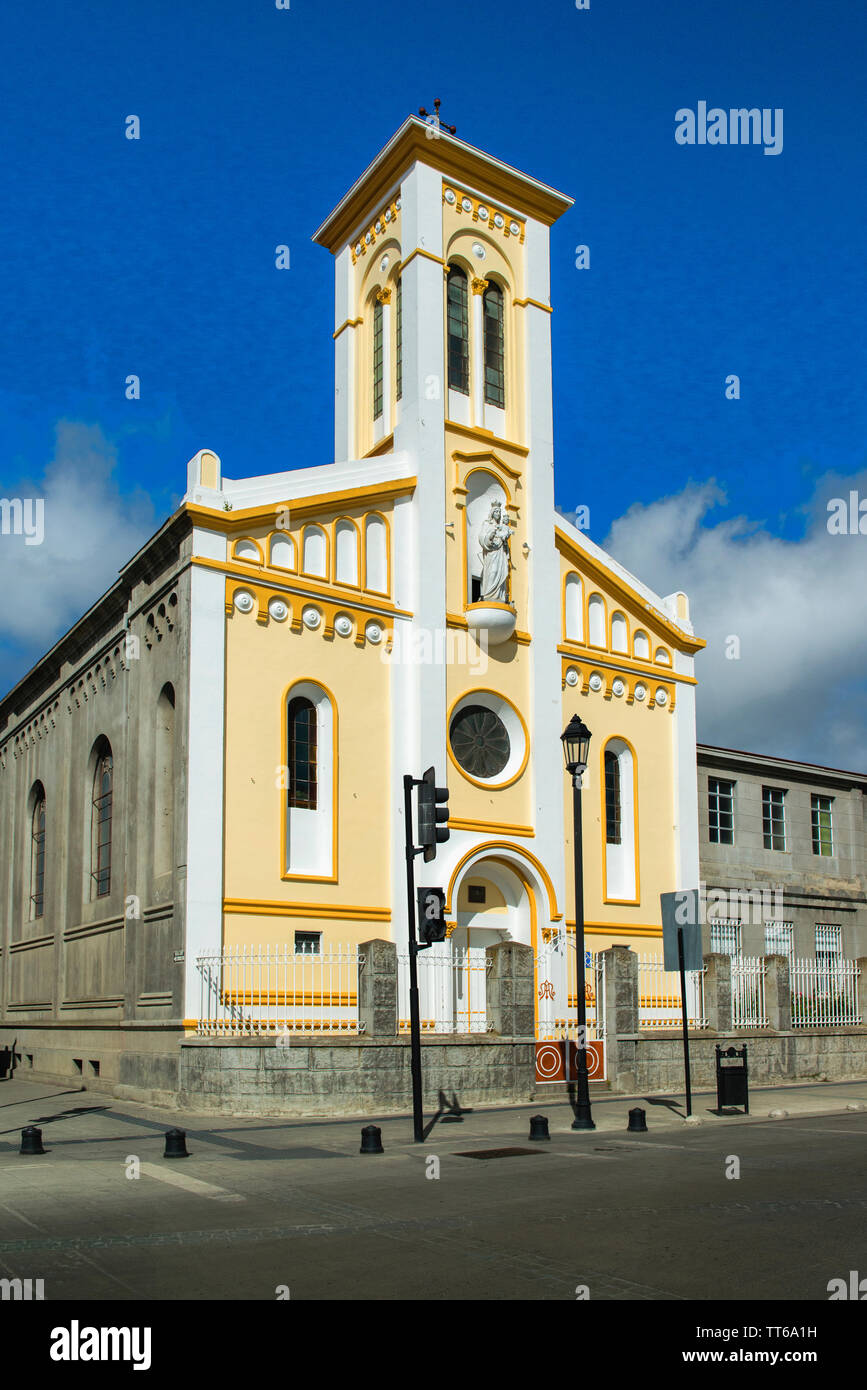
left=534, top=935, right=606, bottom=1044
left=637, top=955, right=707, bottom=1030
left=790, top=957, right=861, bottom=1028
left=196, top=944, right=363, bottom=1036
left=731, top=955, right=768, bottom=1028
left=397, top=946, right=492, bottom=1033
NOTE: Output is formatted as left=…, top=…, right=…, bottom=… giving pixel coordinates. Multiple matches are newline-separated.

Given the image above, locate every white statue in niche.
left=478, top=501, right=512, bottom=602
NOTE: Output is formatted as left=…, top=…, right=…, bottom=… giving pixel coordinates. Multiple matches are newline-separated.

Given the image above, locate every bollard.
left=164, top=1128, right=189, bottom=1159
left=20, top=1125, right=46, bottom=1155
left=528, top=1114, right=550, bottom=1142
left=359, top=1124, right=384, bottom=1155
left=627, top=1107, right=647, bottom=1133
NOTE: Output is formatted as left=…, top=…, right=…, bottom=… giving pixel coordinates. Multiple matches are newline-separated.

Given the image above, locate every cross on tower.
left=418, top=98, right=457, bottom=136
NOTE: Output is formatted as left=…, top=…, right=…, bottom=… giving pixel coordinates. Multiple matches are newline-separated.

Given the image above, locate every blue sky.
left=2, top=0, right=865, bottom=764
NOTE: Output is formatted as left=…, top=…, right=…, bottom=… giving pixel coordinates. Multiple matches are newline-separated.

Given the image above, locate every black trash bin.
left=715, top=1044, right=748, bottom=1114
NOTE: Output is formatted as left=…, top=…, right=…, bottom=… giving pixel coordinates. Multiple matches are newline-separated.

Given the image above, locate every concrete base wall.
left=0, top=1024, right=183, bottom=1107
left=178, top=1034, right=537, bottom=1117
left=611, top=1029, right=867, bottom=1094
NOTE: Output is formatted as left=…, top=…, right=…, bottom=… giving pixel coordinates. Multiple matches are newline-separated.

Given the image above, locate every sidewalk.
left=2, top=1073, right=865, bottom=1156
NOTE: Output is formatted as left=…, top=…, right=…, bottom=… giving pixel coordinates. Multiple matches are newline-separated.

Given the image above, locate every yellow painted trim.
left=280, top=679, right=339, bottom=884
left=446, top=688, right=531, bottom=791
left=445, top=418, right=530, bottom=457
left=448, top=818, right=535, bottom=837
left=400, top=247, right=446, bottom=272
left=231, top=536, right=264, bottom=565
left=363, top=432, right=395, bottom=458
left=224, top=898, right=390, bottom=921
left=555, top=527, right=705, bottom=654
left=333, top=317, right=363, bottom=340
left=513, top=296, right=552, bottom=313
left=199, top=557, right=408, bottom=619
left=185, top=477, right=416, bottom=531
left=600, top=736, right=640, bottom=907
left=576, top=922, right=663, bottom=938
left=445, top=840, right=561, bottom=922
left=558, top=645, right=696, bottom=687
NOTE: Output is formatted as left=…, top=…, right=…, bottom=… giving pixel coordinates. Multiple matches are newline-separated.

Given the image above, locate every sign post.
left=661, top=890, right=702, bottom=1119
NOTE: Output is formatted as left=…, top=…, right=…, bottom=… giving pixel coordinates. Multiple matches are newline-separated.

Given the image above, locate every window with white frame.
left=815, top=923, right=841, bottom=959
left=710, top=918, right=742, bottom=956
left=811, top=795, right=834, bottom=856
left=762, top=786, right=787, bottom=851
left=707, top=777, right=734, bottom=845
left=764, top=921, right=794, bottom=959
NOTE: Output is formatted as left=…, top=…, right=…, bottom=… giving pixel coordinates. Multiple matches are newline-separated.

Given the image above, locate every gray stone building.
left=0, top=508, right=192, bottom=1103
left=697, top=744, right=867, bottom=962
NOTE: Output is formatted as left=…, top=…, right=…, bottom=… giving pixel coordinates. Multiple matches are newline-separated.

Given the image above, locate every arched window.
left=395, top=276, right=402, bottom=402
left=588, top=593, right=606, bottom=647
left=154, top=685, right=175, bottom=878
left=483, top=282, right=505, bottom=407
left=611, top=612, right=628, bottom=653
left=269, top=534, right=295, bottom=570
left=364, top=514, right=388, bottom=594
left=284, top=683, right=336, bottom=878
left=446, top=267, right=469, bottom=394
left=372, top=297, right=384, bottom=420
left=287, top=697, right=317, bottom=810
left=604, top=750, right=621, bottom=845
left=565, top=573, right=583, bottom=642
left=91, top=740, right=113, bottom=899
left=335, top=519, right=359, bottom=586
left=30, top=782, right=46, bottom=919
left=302, top=524, right=327, bottom=579
left=602, top=739, right=637, bottom=902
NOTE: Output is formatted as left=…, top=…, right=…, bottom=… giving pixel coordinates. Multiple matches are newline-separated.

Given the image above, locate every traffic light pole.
left=403, top=774, right=425, bottom=1143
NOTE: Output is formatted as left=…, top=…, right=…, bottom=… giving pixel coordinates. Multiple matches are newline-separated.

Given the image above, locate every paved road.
left=0, top=1078, right=865, bottom=1301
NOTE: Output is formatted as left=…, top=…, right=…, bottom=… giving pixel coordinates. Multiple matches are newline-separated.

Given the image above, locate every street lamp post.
left=561, top=714, right=595, bottom=1131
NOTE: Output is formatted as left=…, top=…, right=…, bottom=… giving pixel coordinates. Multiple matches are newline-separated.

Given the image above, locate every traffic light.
left=417, top=766, right=449, bottom=862
left=417, top=887, right=447, bottom=947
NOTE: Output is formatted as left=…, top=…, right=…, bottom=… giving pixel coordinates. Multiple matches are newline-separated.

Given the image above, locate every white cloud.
left=603, top=475, right=867, bottom=770
left=0, top=422, right=155, bottom=674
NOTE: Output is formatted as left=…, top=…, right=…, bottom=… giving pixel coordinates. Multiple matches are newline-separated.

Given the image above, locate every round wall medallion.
left=444, top=188, right=456, bottom=205
left=302, top=606, right=321, bottom=630
left=472, top=242, right=486, bottom=259
left=612, top=678, right=625, bottom=698
left=477, top=206, right=489, bottom=221
left=450, top=704, right=510, bottom=779
left=565, top=667, right=579, bottom=687
left=233, top=590, right=254, bottom=613
left=334, top=614, right=353, bottom=637
left=461, top=197, right=472, bottom=211
left=365, top=621, right=383, bottom=644
left=395, top=197, right=401, bottom=210
left=509, top=220, right=520, bottom=235
left=380, top=254, right=389, bottom=271
left=384, top=208, right=392, bottom=222
left=589, top=672, right=603, bottom=692
left=268, top=598, right=288, bottom=622
left=364, top=231, right=372, bottom=244
left=494, top=213, right=504, bottom=228
left=634, top=683, right=647, bottom=701
left=655, top=688, right=668, bottom=706
left=375, top=220, right=382, bottom=233
left=355, top=242, right=362, bottom=255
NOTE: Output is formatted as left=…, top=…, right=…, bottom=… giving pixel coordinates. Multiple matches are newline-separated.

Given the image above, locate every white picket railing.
left=731, top=955, right=768, bottom=1028
left=790, top=957, right=861, bottom=1028
left=397, top=947, right=492, bottom=1033
left=196, top=944, right=363, bottom=1036
left=638, top=955, right=707, bottom=1030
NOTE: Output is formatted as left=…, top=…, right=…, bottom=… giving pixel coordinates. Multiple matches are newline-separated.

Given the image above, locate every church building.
left=0, top=115, right=704, bottom=1100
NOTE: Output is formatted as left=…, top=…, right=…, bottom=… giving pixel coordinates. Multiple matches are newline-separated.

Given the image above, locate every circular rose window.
left=449, top=703, right=510, bottom=779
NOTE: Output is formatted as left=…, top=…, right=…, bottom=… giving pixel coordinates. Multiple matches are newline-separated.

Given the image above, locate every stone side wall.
left=178, top=1035, right=535, bottom=1117
left=613, top=1030, right=867, bottom=1095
